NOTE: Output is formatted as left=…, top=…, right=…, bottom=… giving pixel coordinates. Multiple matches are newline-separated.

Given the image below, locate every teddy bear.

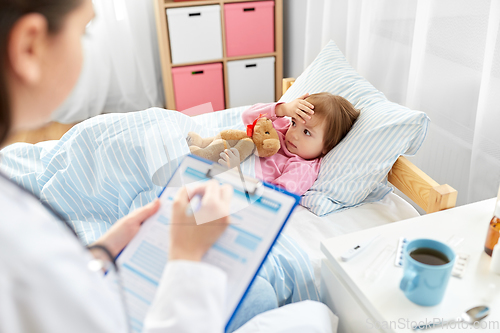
left=186, top=115, right=280, bottom=167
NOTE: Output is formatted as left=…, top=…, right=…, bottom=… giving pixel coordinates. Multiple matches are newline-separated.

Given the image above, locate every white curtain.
left=51, top=0, right=164, bottom=123
left=284, top=0, right=500, bottom=207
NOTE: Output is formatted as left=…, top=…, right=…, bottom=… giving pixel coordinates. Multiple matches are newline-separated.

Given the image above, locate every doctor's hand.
left=91, top=199, right=161, bottom=257
left=169, top=180, right=233, bottom=262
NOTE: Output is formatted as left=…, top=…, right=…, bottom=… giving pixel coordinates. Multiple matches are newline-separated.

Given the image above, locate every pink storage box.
left=171, top=63, right=225, bottom=112
left=224, top=1, right=274, bottom=57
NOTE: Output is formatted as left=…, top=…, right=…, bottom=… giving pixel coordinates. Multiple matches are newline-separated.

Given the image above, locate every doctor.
left=0, top=0, right=338, bottom=332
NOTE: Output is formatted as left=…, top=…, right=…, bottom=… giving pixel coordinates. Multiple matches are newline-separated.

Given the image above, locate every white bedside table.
left=320, top=198, right=500, bottom=333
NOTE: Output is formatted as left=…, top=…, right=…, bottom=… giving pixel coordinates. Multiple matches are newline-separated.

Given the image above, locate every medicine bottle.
left=484, top=202, right=500, bottom=256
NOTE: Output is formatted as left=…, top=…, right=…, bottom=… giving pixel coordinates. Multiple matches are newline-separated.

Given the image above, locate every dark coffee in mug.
left=409, top=247, right=450, bottom=266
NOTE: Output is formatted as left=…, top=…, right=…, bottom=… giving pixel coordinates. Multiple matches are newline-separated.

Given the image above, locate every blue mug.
left=399, top=238, right=455, bottom=306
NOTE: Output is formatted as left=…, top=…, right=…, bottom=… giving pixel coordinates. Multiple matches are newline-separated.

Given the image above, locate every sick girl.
left=220, top=93, right=360, bottom=195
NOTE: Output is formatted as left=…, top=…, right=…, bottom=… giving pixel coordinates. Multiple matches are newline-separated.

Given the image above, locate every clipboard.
left=114, top=154, right=301, bottom=331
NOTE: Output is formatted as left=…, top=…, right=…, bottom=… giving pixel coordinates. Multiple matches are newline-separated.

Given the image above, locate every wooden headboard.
left=4, top=122, right=75, bottom=147
left=282, top=78, right=457, bottom=213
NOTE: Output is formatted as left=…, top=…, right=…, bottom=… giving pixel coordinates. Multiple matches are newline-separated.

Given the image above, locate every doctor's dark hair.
left=0, top=0, right=83, bottom=145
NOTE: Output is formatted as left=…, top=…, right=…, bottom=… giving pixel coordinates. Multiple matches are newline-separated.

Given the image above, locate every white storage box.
left=227, top=57, right=275, bottom=108
left=166, top=5, right=223, bottom=64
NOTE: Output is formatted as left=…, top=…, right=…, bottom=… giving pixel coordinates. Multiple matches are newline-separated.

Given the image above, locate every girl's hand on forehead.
left=277, top=93, right=314, bottom=123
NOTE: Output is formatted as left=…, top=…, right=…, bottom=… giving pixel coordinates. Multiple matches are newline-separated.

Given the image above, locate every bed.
left=279, top=75, right=458, bottom=286
left=0, top=40, right=457, bottom=302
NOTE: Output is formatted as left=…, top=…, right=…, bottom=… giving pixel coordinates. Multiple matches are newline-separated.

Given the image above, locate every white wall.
left=283, top=0, right=346, bottom=78
left=283, top=0, right=307, bottom=78
left=280, top=0, right=500, bottom=209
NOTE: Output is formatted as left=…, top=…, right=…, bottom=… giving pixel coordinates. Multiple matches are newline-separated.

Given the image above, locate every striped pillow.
left=279, top=40, right=429, bottom=216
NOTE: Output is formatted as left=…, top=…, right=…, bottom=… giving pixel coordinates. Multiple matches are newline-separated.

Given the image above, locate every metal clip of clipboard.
left=205, top=164, right=263, bottom=199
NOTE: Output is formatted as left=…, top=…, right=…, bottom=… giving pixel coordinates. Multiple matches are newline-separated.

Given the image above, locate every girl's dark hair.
left=0, top=0, right=82, bottom=145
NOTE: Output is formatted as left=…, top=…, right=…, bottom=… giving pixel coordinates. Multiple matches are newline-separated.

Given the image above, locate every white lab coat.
left=0, top=174, right=338, bottom=333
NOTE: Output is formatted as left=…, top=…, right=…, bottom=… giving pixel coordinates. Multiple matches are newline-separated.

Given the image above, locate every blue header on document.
left=116, top=154, right=300, bottom=332
left=184, top=166, right=282, bottom=213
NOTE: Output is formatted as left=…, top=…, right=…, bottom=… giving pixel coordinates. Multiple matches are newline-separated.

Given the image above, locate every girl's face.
left=11, top=0, right=94, bottom=131
left=285, top=115, right=327, bottom=160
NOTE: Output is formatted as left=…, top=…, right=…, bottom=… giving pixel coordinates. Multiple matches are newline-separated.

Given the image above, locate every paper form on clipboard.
left=114, top=154, right=300, bottom=332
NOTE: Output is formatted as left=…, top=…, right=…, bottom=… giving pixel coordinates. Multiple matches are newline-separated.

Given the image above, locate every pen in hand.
left=185, top=194, right=202, bottom=216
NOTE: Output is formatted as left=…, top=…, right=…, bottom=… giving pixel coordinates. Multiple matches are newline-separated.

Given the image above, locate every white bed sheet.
left=282, top=192, right=420, bottom=287
left=36, top=135, right=420, bottom=288
left=36, top=139, right=418, bottom=285
left=33, top=142, right=420, bottom=289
